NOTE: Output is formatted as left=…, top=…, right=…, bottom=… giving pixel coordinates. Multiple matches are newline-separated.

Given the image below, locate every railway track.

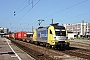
left=70, top=40, right=90, bottom=50
left=62, top=47, right=90, bottom=60
left=10, top=39, right=60, bottom=60
left=10, top=39, right=90, bottom=60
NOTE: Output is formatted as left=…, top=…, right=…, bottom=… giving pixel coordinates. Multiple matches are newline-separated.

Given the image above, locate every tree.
left=0, top=30, right=4, bottom=33
left=8, top=31, right=14, bottom=34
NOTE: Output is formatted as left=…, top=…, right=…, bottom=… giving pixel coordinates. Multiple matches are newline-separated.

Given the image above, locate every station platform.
left=0, top=38, right=35, bottom=60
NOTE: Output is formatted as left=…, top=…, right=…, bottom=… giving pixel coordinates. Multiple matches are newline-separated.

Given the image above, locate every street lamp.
left=38, top=19, right=44, bottom=27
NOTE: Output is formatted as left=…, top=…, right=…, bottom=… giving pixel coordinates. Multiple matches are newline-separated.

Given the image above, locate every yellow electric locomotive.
left=33, top=23, right=69, bottom=49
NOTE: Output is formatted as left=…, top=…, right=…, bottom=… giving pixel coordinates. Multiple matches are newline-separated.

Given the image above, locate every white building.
left=62, top=22, right=90, bottom=38
left=0, top=27, right=9, bottom=34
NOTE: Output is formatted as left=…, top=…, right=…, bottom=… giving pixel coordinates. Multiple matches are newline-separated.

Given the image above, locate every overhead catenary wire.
left=15, top=0, right=33, bottom=17
left=4, top=0, right=34, bottom=22
left=14, top=0, right=39, bottom=24
left=10, top=0, right=40, bottom=29
left=43, top=0, right=88, bottom=19
left=22, top=0, right=40, bottom=17
left=16, top=0, right=28, bottom=12
left=11, top=11, right=90, bottom=32
left=4, top=0, right=28, bottom=21
left=63, top=12, right=90, bottom=20
left=16, top=0, right=37, bottom=14
left=5, top=0, right=89, bottom=26
left=1, top=0, right=29, bottom=28
left=16, top=0, right=40, bottom=20
left=0, top=0, right=40, bottom=32
left=2, top=0, right=89, bottom=32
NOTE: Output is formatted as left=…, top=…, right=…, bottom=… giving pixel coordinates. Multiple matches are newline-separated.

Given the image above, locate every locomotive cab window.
left=50, top=30, right=52, bottom=34
left=55, top=29, right=66, bottom=36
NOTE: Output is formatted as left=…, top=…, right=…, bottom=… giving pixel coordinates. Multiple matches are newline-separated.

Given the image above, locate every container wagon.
left=26, top=32, right=33, bottom=42
left=14, top=31, right=27, bottom=41
left=9, top=33, right=14, bottom=39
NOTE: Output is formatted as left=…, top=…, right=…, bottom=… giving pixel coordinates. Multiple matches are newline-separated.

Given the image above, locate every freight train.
left=5, top=23, right=70, bottom=49
left=33, top=23, right=70, bottom=49
left=7, top=31, right=33, bottom=41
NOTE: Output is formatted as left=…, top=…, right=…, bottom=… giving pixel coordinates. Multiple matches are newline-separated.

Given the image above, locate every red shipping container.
left=14, top=33, right=18, bottom=38
left=21, top=32, right=27, bottom=38
left=17, top=31, right=27, bottom=39
left=9, top=34, right=12, bottom=38
left=9, top=33, right=15, bottom=38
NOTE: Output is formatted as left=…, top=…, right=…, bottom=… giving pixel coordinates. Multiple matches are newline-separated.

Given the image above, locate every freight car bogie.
left=26, top=39, right=30, bottom=43
left=22, top=39, right=26, bottom=42
left=34, top=41, right=47, bottom=46
left=34, top=41, right=40, bottom=45
left=30, top=40, right=34, bottom=44
left=45, top=43, right=52, bottom=48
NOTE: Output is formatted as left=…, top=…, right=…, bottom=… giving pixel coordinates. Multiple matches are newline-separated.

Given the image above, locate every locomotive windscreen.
left=54, top=26, right=65, bottom=29
left=55, top=29, right=66, bottom=36
left=54, top=26, right=66, bottom=36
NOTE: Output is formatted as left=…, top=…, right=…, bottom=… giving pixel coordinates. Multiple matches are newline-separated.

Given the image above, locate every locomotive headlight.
left=54, top=37, right=56, bottom=40
left=65, top=40, right=70, bottom=42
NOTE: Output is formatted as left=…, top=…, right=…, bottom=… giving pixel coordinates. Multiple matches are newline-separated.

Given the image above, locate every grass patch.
left=75, top=38, right=90, bottom=40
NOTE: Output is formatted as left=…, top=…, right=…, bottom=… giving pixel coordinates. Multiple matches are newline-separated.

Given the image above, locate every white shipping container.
left=68, top=33, right=76, bottom=39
